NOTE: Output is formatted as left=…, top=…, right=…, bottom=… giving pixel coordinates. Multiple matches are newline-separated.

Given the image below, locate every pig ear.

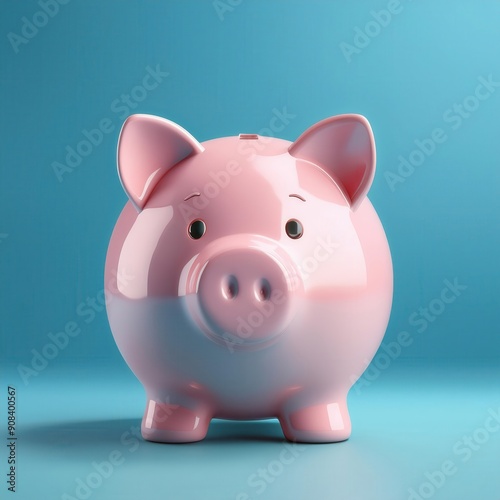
left=289, top=114, right=375, bottom=211
left=117, top=114, right=204, bottom=211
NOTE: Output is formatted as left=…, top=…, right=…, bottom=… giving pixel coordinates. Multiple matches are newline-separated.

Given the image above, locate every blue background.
left=1, top=1, right=499, bottom=499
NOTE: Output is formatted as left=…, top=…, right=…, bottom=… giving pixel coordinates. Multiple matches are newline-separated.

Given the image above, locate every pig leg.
left=141, top=393, right=212, bottom=443
left=279, top=394, right=351, bottom=443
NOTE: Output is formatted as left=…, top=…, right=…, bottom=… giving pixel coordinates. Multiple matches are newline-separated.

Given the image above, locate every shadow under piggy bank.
left=22, top=417, right=395, bottom=499
left=22, top=418, right=288, bottom=460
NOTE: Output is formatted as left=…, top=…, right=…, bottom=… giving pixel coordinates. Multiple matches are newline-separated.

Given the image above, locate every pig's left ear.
left=289, top=114, right=375, bottom=211
left=117, top=114, right=204, bottom=211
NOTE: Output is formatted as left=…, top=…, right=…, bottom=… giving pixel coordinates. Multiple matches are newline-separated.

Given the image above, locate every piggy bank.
left=105, top=113, right=392, bottom=443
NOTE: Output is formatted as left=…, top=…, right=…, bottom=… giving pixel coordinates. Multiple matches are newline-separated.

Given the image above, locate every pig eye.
left=188, top=220, right=206, bottom=239
left=285, top=219, right=303, bottom=239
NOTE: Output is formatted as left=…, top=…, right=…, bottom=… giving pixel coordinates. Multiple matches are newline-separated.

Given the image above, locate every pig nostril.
left=222, top=275, right=239, bottom=300
left=255, top=279, right=272, bottom=301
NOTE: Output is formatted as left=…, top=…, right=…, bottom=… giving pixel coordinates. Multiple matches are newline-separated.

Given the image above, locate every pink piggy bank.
left=105, top=113, right=393, bottom=443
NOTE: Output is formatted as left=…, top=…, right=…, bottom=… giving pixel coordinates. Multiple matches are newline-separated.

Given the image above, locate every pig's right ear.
left=289, top=114, right=375, bottom=211
left=117, top=114, right=204, bottom=211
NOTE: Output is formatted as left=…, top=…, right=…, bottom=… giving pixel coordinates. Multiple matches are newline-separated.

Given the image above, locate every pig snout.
left=186, top=238, right=300, bottom=347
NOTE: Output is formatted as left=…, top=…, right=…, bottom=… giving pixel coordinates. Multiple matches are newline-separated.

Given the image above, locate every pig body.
left=105, top=114, right=393, bottom=443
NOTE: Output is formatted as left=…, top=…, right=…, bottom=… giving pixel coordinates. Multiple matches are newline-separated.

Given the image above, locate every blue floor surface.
left=1, top=359, right=499, bottom=500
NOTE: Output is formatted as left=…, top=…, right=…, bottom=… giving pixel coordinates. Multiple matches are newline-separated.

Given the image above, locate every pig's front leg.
left=141, top=391, right=213, bottom=443
left=279, top=393, right=351, bottom=443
